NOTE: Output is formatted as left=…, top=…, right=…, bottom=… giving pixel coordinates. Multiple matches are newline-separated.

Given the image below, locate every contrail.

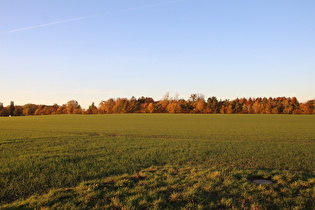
left=4, top=16, right=98, bottom=33
left=2, top=0, right=182, bottom=34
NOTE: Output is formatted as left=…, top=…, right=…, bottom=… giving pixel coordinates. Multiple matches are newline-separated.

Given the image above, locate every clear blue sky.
left=1, top=0, right=314, bottom=108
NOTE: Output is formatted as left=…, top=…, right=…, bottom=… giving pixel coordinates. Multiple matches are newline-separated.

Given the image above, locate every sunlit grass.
left=2, top=166, right=315, bottom=209
left=0, top=114, right=315, bottom=208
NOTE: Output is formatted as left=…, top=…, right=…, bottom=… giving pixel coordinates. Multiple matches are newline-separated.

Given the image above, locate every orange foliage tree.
left=1, top=96, right=314, bottom=116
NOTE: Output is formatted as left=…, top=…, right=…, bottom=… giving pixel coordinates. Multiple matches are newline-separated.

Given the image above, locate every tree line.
left=1, top=94, right=315, bottom=116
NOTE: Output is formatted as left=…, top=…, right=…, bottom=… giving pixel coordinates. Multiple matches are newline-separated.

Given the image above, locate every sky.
left=1, top=0, right=314, bottom=108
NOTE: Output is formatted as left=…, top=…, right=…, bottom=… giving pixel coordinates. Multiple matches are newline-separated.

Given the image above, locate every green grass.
left=1, top=114, right=315, bottom=209
left=3, top=166, right=315, bottom=209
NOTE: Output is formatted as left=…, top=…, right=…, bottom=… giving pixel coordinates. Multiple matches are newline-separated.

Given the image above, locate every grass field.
left=1, top=114, right=315, bottom=209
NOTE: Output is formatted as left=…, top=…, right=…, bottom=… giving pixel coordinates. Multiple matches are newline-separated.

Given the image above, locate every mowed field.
left=1, top=114, right=315, bottom=209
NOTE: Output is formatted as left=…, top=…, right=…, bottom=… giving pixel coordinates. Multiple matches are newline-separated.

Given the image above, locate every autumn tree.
left=157, top=92, right=170, bottom=113
left=195, top=98, right=206, bottom=113
left=207, top=97, right=219, bottom=113
left=66, top=100, right=82, bottom=114
left=35, top=105, right=47, bottom=115
left=0, top=106, right=9, bottom=116
left=137, top=97, right=154, bottom=113
left=9, top=101, right=15, bottom=116
left=147, top=103, right=155, bottom=113
left=0, top=96, right=313, bottom=115
left=51, top=104, right=60, bottom=115
left=166, top=102, right=182, bottom=113
left=311, top=100, right=315, bottom=114
left=128, top=96, right=139, bottom=113
left=188, top=94, right=204, bottom=113
left=114, top=98, right=129, bottom=113
left=13, top=106, right=23, bottom=116
left=56, top=104, right=66, bottom=114
left=86, top=102, right=98, bottom=114
left=300, top=100, right=314, bottom=114
left=98, top=99, right=115, bottom=114
left=23, top=104, right=38, bottom=115
left=0, top=102, right=5, bottom=116
left=153, top=102, right=164, bottom=113
left=178, top=99, right=192, bottom=113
